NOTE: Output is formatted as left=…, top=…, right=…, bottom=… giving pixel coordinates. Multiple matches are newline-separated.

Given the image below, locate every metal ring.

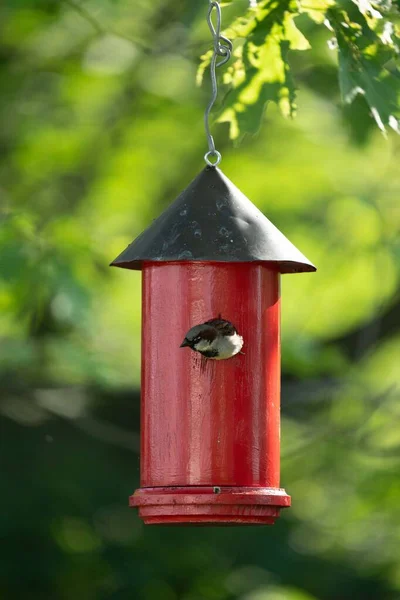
left=204, top=150, right=222, bottom=167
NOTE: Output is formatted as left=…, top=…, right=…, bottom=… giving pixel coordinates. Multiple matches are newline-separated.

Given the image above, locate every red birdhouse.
left=111, top=166, right=316, bottom=525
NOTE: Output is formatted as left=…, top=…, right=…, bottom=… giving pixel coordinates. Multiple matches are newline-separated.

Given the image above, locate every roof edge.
left=110, top=258, right=317, bottom=274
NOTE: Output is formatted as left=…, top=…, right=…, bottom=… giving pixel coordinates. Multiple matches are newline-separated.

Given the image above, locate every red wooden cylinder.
left=130, top=261, right=291, bottom=525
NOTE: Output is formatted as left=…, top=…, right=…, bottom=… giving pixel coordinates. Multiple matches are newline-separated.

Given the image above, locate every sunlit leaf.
left=213, top=8, right=310, bottom=140
left=199, top=0, right=400, bottom=141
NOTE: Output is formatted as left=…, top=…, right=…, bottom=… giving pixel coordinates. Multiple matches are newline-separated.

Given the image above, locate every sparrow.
left=180, top=316, right=244, bottom=360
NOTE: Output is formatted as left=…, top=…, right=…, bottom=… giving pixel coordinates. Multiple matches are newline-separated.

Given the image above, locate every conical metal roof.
left=111, top=166, right=316, bottom=274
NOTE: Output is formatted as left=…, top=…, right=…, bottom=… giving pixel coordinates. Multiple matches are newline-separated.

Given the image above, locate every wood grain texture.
left=140, top=262, right=282, bottom=489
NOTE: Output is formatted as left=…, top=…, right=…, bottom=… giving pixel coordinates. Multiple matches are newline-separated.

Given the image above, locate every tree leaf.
left=214, top=7, right=310, bottom=141
left=329, top=5, right=400, bottom=134
left=198, top=0, right=400, bottom=141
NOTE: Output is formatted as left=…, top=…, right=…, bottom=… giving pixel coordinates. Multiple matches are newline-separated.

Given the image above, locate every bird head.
left=180, top=324, right=217, bottom=352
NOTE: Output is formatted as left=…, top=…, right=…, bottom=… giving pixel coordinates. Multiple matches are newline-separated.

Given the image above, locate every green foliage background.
left=1, top=1, right=400, bottom=599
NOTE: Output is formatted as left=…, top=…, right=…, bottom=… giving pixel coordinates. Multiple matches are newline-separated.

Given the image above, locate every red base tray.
left=130, top=486, right=291, bottom=525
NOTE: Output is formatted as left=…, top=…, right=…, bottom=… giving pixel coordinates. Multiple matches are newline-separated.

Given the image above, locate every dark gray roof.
left=111, top=166, right=316, bottom=274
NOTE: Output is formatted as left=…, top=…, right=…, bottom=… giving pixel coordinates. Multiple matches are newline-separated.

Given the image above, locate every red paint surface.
left=134, top=261, right=290, bottom=525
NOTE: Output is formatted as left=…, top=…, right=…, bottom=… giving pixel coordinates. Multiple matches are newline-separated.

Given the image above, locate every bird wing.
left=204, top=318, right=237, bottom=336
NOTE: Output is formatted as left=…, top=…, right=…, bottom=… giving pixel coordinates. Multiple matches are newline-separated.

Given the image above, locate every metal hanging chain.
left=204, top=1, right=232, bottom=167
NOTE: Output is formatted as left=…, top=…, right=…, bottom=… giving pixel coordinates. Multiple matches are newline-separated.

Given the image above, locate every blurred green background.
left=1, top=1, right=400, bottom=599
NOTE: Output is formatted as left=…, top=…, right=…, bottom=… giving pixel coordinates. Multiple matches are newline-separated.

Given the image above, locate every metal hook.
left=204, top=150, right=222, bottom=167
left=203, top=1, right=232, bottom=167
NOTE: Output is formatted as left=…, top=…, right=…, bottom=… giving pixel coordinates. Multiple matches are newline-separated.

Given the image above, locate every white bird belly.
left=211, top=333, right=244, bottom=359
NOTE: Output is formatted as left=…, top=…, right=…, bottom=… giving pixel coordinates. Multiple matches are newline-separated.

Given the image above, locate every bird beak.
left=180, top=339, right=190, bottom=348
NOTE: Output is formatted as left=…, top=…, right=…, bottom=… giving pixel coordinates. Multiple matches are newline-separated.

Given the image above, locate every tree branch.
left=62, top=0, right=150, bottom=52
